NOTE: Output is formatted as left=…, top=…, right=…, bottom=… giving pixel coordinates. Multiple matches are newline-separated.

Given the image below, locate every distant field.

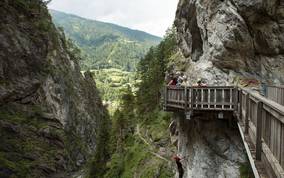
left=84, top=68, right=140, bottom=113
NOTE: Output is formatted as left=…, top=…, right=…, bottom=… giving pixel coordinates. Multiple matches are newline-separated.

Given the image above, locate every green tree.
left=103, top=27, right=178, bottom=178
left=87, top=113, right=111, bottom=178
left=136, top=27, right=178, bottom=116
left=113, top=86, right=135, bottom=150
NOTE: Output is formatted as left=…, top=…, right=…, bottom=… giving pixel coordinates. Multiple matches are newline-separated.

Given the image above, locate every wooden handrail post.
left=256, top=101, right=263, bottom=161
left=239, top=89, right=243, bottom=121
left=191, top=87, right=194, bottom=110
left=245, top=93, right=249, bottom=135
left=185, top=87, right=189, bottom=111
left=222, top=88, right=225, bottom=110
left=234, top=87, right=238, bottom=113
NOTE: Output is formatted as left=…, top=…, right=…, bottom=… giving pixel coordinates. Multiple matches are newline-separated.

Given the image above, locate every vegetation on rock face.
left=50, top=10, right=162, bottom=72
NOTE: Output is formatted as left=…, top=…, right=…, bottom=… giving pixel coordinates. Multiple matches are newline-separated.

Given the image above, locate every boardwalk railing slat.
left=267, top=86, right=284, bottom=106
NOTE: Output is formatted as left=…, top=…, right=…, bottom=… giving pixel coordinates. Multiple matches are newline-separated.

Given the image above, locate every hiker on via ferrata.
left=173, top=154, right=184, bottom=178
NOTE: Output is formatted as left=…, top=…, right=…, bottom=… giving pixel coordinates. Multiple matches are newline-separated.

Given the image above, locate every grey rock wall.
left=175, top=0, right=284, bottom=85
left=170, top=0, right=284, bottom=177
left=172, top=114, right=247, bottom=178
left=0, top=1, right=109, bottom=177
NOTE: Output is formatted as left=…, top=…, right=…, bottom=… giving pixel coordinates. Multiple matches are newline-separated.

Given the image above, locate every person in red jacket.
left=173, top=155, right=184, bottom=178
left=168, top=75, right=178, bottom=86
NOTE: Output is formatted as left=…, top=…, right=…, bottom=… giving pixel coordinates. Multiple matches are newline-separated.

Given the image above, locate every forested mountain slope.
left=50, top=10, right=162, bottom=71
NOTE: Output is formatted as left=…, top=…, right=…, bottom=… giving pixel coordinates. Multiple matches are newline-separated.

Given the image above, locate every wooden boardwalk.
left=163, top=86, right=284, bottom=178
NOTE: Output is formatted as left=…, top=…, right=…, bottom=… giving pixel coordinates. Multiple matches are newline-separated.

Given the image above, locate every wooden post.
left=208, top=89, right=211, bottom=107
left=191, top=88, right=194, bottom=110
left=214, top=89, right=217, bottom=109
left=222, top=89, right=225, bottom=110
left=239, top=90, right=243, bottom=121
left=234, top=88, right=239, bottom=113
left=256, top=101, right=263, bottom=161
left=201, top=89, right=204, bottom=109
left=185, top=87, right=188, bottom=111
left=245, top=93, right=249, bottom=135
left=229, top=88, right=233, bottom=110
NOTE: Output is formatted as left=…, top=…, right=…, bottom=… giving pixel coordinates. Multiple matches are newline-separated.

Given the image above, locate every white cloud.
left=48, top=0, right=179, bottom=37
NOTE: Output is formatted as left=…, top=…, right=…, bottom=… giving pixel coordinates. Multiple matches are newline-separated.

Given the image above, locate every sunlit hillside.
left=50, top=10, right=162, bottom=71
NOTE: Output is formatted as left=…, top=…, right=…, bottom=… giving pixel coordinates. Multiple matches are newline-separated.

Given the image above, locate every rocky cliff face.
left=175, top=0, right=284, bottom=85
left=0, top=1, right=109, bottom=177
left=171, top=0, right=284, bottom=177
left=171, top=114, right=248, bottom=178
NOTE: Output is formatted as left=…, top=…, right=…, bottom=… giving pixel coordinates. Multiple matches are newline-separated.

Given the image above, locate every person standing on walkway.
left=168, top=74, right=178, bottom=86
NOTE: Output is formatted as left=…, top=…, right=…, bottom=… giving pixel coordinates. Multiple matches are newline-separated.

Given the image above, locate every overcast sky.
left=48, top=0, right=179, bottom=37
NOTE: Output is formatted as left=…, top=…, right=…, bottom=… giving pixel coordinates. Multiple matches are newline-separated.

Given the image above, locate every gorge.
left=1, top=0, right=284, bottom=178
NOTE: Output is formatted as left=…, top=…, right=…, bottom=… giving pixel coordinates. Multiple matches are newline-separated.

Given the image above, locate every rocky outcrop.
left=172, top=114, right=247, bottom=178
left=175, top=0, right=284, bottom=85
left=0, top=1, right=109, bottom=177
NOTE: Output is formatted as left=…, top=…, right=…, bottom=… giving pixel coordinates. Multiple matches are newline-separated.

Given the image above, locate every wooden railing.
left=163, top=86, right=284, bottom=177
left=165, top=87, right=187, bottom=110
left=267, top=86, right=284, bottom=106
left=237, top=88, right=284, bottom=178
left=164, top=86, right=236, bottom=111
